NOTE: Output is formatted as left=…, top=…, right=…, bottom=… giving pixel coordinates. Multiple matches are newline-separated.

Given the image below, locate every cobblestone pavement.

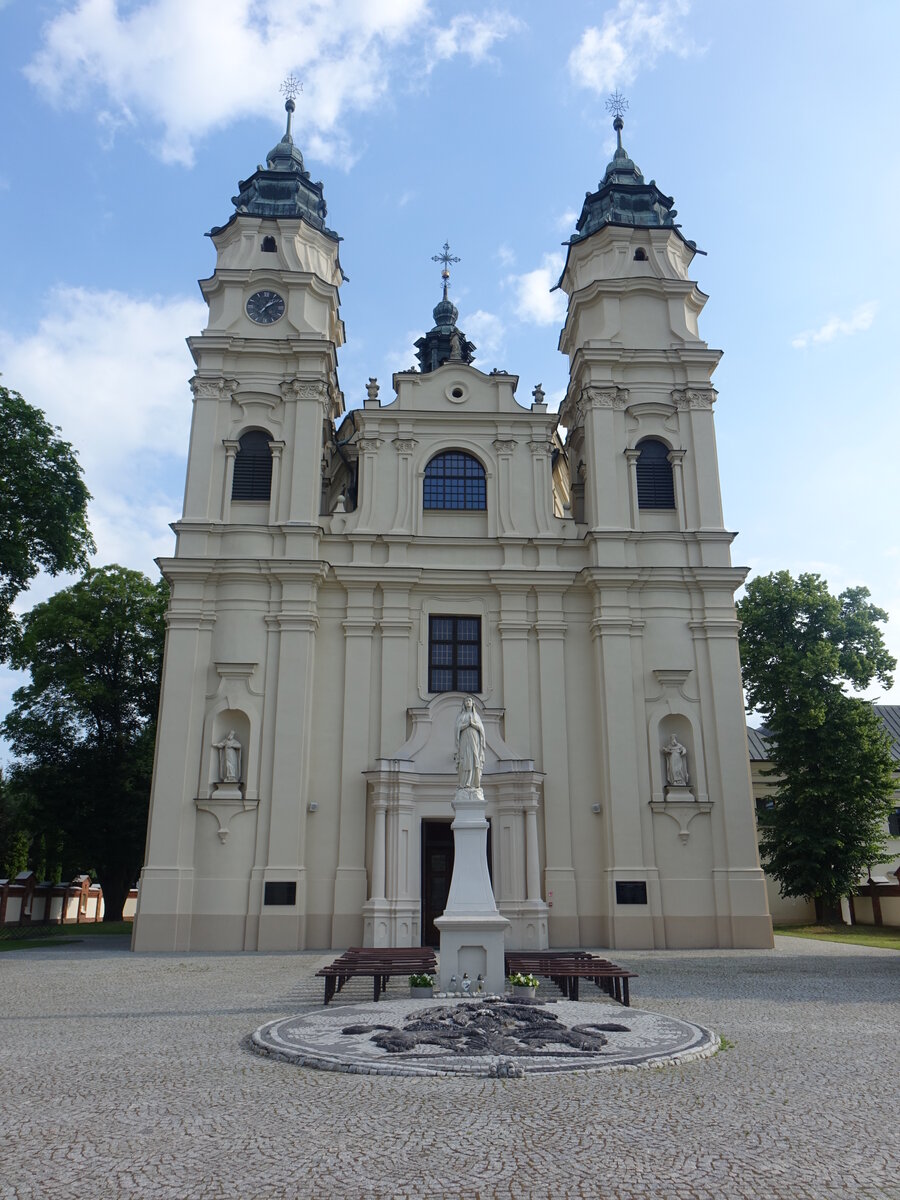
left=1, top=936, right=897, bottom=1200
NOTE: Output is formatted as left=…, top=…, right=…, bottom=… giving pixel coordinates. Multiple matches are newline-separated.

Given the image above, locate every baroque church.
left=132, top=94, right=774, bottom=953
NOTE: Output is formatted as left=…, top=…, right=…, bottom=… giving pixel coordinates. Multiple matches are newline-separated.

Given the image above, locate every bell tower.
left=133, top=83, right=346, bottom=952
left=557, top=97, right=772, bottom=949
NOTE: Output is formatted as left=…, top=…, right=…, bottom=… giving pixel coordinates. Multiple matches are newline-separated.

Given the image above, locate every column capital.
left=583, top=385, right=629, bottom=411
left=280, top=378, right=328, bottom=401
left=673, top=388, right=716, bottom=410
left=192, top=376, right=238, bottom=400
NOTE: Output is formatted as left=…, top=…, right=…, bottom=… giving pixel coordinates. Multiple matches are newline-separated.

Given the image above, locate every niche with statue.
left=660, top=716, right=694, bottom=801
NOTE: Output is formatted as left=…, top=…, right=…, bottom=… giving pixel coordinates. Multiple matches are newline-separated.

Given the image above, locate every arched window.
left=635, top=439, right=675, bottom=509
left=424, top=451, right=486, bottom=510
left=261, top=236, right=277, bottom=252
left=633, top=247, right=647, bottom=261
left=232, top=430, right=272, bottom=501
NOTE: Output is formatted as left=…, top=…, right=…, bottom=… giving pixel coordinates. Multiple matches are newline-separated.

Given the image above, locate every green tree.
left=737, top=571, right=896, bottom=920
left=0, top=384, right=95, bottom=656
left=2, top=565, right=168, bottom=918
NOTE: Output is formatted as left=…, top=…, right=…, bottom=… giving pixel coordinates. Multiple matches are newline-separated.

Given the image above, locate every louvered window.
left=429, top=616, right=481, bottom=693
left=424, top=451, right=486, bottom=510
left=232, top=430, right=272, bottom=501
left=635, top=439, right=675, bottom=509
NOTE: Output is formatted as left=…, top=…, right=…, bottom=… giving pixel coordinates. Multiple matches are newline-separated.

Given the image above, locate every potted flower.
left=409, top=972, right=434, bottom=998
left=508, top=972, right=539, bottom=999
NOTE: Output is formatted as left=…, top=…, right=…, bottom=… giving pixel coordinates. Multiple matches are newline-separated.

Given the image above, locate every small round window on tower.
left=633, top=247, right=647, bottom=261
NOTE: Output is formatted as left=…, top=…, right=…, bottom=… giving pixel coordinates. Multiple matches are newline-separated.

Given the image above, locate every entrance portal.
left=421, top=820, right=453, bottom=948
left=421, top=818, right=492, bottom=947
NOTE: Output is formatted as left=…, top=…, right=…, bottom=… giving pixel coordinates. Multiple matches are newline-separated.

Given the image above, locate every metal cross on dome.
left=432, top=241, right=460, bottom=295
left=605, top=91, right=628, bottom=120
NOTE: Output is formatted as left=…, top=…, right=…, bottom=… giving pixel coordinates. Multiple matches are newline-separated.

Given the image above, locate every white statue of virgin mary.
left=454, top=696, right=486, bottom=789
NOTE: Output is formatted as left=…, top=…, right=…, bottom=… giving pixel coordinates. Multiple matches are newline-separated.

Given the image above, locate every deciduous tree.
left=0, top=385, right=94, bottom=656
left=2, top=565, right=167, bottom=918
left=737, top=571, right=896, bottom=919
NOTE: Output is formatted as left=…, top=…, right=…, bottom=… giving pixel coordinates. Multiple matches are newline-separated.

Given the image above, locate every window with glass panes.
left=423, top=451, right=486, bottom=510
left=428, top=616, right=481, bottom=693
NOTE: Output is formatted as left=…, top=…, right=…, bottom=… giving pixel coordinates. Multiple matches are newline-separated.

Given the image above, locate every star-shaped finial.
left=281, top=74, right=302, bottom=104
left=605, top=91, right=628, bottom=120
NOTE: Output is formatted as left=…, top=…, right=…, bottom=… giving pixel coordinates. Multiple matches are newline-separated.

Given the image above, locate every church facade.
left=132, top=99, right=773, bottom=953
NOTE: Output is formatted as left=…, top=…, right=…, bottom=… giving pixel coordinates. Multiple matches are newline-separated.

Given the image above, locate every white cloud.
left=0, top=286, right=204, bottom=574
left=568, top=0, right=696, bottom=95
left=495, top=243, right=516, bottom=268
left=430, top=12, right=523, bottom=68
left=384, top=328, right=424, bottom=375
left=506, top=252, right=567, bottom=327
left=791, top=302, right=878, bottom=350
left=463, top=309, right=505, bottom=357
left=556, top=210, right=578, bottom=232
left=26, top=2, right=521, bottom=167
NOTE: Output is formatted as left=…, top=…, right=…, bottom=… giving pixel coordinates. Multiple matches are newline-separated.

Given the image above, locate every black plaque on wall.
left=264, top=881, right=297, bottom=906
left=615, top=881, right=648, bottom=905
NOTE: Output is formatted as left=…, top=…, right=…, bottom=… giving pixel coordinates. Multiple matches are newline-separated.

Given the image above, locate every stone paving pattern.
left=253, top=998, right=717, bottom=1075
left=0, top=935, right=897, bottom=1199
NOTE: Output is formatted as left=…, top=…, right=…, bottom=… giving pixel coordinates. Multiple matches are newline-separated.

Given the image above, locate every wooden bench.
left=505, top=951, right=637, bottom=1006
left=316, top=947, right=438, bottom=1005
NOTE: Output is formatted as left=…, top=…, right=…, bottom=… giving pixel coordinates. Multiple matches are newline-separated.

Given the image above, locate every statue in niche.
left=214, top=730, right=242, bottom=784
left=663, top=735, right=689, bottom=788
left=455, top=697, right=486, bottom=790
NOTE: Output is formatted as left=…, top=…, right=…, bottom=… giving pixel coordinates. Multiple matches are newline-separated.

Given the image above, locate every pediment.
left=383, top=364, right=529, bottom=416
left=374, top=693, right=533, bottom=776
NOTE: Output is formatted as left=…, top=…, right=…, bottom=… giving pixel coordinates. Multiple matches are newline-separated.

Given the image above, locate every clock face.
left=246, top=289, right=285, bottom=325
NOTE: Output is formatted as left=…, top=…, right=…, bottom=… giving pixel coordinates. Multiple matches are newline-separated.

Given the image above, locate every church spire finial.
left=432, top=240, right=461, bottom=301
left=605, top=91, right=629, bottom=152
left=280, top=74, right=302, bottom=141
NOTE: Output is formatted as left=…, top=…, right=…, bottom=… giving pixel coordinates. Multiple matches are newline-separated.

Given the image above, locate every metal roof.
left=747, top=705, right=900, bottom=763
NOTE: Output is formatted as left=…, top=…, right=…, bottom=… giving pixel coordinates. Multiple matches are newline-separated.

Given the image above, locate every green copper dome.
left=211, top=98, right=339, bottom=240
left=571, top=115, right=691, bottom=246
left=414, top=244, right=476, bottom=373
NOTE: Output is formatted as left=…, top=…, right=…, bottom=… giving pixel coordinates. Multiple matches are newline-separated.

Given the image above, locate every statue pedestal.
left=664, top=786, right=695, bottom=802
left=435, top=786, right=510, bottom=994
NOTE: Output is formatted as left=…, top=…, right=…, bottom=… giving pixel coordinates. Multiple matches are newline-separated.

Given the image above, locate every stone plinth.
left=435, top=785, right=510, bottom=993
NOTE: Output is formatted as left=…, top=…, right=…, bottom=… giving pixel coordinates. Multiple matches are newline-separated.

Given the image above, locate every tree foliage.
left=1, top=565, right=167, bottom=918
left=0, top=385, right=95, bottom=656
left=737, top=571, right=897, bottom=917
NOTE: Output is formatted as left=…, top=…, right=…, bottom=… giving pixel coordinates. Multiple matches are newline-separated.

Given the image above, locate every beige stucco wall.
left=132, top=203, right=772, bottom=953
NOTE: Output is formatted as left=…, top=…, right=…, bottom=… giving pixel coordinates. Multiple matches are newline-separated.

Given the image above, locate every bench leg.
left=324, top=977, right=336, bottom=1005
left=622, top=978, right=630, bottom=1007
left=570, top=976, right=579, bottom=1001
left=374, top=976, right=381, bottom=1002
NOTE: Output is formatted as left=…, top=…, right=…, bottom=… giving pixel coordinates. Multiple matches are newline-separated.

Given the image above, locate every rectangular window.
left=429, top=615, right=481, bottom=693
left=889, top=808, right=900, bottom=837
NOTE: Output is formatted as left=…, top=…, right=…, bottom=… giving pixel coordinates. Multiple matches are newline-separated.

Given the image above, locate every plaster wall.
left=133, top=183, right=773, bottom=954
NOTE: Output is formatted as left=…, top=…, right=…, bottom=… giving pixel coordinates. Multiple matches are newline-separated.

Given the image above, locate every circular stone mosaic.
left=252, top=997, right=718, bottom=1077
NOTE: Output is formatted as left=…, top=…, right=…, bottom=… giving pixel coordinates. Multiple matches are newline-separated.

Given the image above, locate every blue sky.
left=1, top=0, right=899, bottom=731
